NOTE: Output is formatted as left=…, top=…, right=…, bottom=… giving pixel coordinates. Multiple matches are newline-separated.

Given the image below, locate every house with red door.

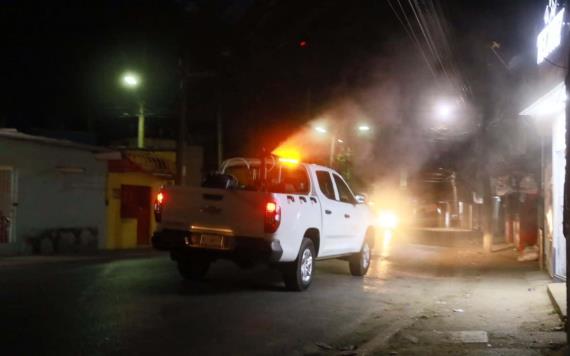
left=105, top=150, right=176, bottom=249
left=0, top=129, right=203, bottom=254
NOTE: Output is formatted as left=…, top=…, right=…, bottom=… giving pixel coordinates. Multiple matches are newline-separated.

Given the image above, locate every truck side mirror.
left=355, top=194, right=367, bottom=204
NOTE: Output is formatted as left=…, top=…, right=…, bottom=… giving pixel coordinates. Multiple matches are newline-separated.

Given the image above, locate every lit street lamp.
left=314, top=123, right=371, bottom=167
left=434, top=100, right=454, bottom=121
left=122, top=73, right=140, bottom=87
left=121, top=71, right=145, bottom=149
left=314, top=126, right=337, bottom=166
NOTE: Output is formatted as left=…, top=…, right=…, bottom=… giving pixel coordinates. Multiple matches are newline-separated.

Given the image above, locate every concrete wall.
left=0, top=138, right=107, bottom=253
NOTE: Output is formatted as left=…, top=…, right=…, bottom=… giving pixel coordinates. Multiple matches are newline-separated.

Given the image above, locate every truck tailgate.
left=161, top=186, right=269, bottom=238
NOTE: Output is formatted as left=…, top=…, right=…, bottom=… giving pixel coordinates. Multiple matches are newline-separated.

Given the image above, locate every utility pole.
left=217, top=105, right=223, bottom=167
left=176, top=58, right=187, bottom=185
left=216, top=71, right=224, bottom=167
left=137, top=101, right=145, bottom=149
left=329, top=134, right=336, bottom=168
left=477, top=116, right=494, bottom=252
left=563, top=47, right=570, bottom=343
left=175, top=58, right=216, bottom=184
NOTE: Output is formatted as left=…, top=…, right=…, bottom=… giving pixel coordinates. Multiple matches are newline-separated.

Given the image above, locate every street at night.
left=0, top=235, right=565, bottom=355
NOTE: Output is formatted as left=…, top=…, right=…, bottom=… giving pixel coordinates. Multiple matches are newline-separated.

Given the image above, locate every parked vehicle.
left=409, top=168, right=476, bottom=229
left=152, top=156, right=376, bottom=291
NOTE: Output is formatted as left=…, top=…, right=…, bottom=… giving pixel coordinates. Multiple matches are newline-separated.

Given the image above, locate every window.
left=224, top=165, right=257, bottom=189
left=268, top=166, right=310, bottom=194
left=316, top=171, right=336, bottom=200
left=222, top=164, right=310, bottom=194
left=333, top=174, right=355, bottom=204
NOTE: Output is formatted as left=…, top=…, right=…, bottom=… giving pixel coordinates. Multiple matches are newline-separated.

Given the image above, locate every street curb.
left=491, top=243, right=514, bottom=253
left=547, top=282, right=567, bottom=322
left=0, top=248, right=162, bottom=267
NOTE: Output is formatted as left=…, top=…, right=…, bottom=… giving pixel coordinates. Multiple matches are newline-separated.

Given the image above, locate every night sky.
left=0, top=0, right=548, bottom=166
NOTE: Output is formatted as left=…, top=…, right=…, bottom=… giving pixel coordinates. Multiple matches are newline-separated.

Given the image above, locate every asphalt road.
left=0, top=237, right=565, bottom=355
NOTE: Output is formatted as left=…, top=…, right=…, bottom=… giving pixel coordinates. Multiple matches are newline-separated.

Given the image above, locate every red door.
left=121, top=185, right=151, bottom=246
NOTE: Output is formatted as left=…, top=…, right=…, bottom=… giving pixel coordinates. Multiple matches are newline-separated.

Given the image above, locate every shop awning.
left=108, top=151, right=176, bottom=178
left=520, top=82, right=566, bottom=117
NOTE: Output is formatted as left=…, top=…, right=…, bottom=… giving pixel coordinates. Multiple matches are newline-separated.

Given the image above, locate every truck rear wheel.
left=177, top=256, right=211, bottom=281
left=283, top=238, right=315, bottom=291
left=349, top=240, right=371, bottom=276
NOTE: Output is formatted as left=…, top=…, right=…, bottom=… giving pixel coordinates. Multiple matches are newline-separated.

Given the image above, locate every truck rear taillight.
left=264, top=201, right=281, bottom=233
left=154, top=190, right=166, bottom=222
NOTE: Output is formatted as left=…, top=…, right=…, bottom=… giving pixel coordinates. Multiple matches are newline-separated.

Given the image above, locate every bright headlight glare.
left=378, top=211, right=398, bottom=229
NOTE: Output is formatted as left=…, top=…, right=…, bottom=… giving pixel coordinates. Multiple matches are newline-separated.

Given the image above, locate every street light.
left=122, top=72, right=140, bottom=88
left=314, top=124, right=372, bottom=167
left=313, top=126, right=336, bottom=167
left=434, top=101, right=454, bottom=120
left=121, top=71, right=145, bottom=148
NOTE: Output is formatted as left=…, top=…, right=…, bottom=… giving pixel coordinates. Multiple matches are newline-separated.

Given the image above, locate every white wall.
left=0, top=138, right=107, bottom=252
left=552, top=111, right=566, bottom=279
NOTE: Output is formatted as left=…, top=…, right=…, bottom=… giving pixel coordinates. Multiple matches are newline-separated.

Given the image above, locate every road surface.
left=0, top=236, right=565, bottom=355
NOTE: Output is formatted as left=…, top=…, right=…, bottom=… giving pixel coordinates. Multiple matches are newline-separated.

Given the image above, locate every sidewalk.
left=380, top=246, right=567, bottom=355
left=308, top=241, right=568, bottom=355
left=0, top=248, right=162, bottom=268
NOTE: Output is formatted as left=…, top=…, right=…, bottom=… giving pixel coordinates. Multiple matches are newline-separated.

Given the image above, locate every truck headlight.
left=378, top=211, right=398, bottom=230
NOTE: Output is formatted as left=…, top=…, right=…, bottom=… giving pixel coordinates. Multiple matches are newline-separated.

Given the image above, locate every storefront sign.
left=537, top=1, right=565, bottom=64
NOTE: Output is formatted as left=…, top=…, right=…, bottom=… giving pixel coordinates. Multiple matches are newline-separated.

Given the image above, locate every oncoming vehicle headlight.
left=378, top=211, right=398, bottom=230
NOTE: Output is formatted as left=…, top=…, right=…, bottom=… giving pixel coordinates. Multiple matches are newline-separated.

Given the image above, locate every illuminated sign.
left=537, top=0, right=565, bottom=64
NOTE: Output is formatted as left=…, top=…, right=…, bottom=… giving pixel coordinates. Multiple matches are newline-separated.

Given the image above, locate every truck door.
left=332, top=173, right=362, bottom=252
left=315, top=170, right=353, bottom=256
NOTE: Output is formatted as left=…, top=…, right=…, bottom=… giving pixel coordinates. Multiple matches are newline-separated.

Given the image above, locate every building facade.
left=105, top=150, right=176, bottom=249
left=0, top=130, right=108, bottom=255
left=520, top=0, right=568, bottom=279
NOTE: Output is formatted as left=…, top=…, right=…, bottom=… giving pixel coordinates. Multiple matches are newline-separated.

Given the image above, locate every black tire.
left=177, top=256, right=211, bottom=281
left=349, top=239, right=371, bottom=276
left=283, top=238, right=315, bottom=291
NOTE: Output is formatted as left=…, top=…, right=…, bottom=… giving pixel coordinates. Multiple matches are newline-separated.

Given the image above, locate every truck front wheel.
left=349, top=240, right=371, bottom=276
left=177, top=256, right=211, bottom=281
left=283, top=238, right=315, bottom=291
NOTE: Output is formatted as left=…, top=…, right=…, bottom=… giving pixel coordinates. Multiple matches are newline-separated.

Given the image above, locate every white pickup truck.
left=152, top=156, right=376, bottom=291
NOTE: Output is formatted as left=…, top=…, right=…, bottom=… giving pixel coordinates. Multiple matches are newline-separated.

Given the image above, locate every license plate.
left=199, top=234, right=224, bottom=249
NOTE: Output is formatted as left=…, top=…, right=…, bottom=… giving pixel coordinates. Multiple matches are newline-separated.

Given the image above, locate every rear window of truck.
left=223, top=164, right=310, bottom=194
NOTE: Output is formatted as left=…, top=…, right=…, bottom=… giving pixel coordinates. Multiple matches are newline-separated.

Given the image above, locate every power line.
left=411, top=0, right=473, bottom=101
left=409, top=0, right=456, bottom=91
left=429, top=0, right=473, bottom=99
left=387, top=0, right=473, bottom=101
left=386, top=0, right=415, bottom=41
left=409, top=0, right=445, bottom=74
left=387, top=0, right=437, bottom=79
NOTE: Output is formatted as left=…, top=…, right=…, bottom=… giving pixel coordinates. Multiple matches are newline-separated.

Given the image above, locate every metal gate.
left=0, top=168, right=14, bottom=244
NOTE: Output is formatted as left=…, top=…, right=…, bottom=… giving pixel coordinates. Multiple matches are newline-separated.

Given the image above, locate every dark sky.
left=0, top=0, right=549, bottom=162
